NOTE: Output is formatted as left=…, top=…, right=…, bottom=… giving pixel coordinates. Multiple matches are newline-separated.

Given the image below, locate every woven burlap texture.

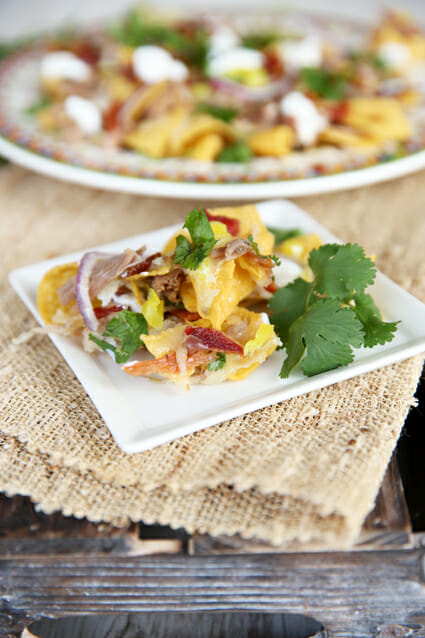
left=1, top=165, right=424, bottom=545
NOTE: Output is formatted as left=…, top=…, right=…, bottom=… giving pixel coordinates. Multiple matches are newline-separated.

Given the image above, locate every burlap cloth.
left=0, top=165, right=424, bottom=547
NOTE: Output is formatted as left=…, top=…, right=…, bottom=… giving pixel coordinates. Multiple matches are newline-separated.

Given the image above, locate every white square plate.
left=9, top=200, right=425, bottom=453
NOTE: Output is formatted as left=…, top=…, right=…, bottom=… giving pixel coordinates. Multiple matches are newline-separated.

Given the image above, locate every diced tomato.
left=103, top=102, right=122, bottom=132
left=94, top=304, right=123, bottom=319
left=73, top=41, right=101, bottom=66
left=329, top=100, right=348, bottom=123
left=265, top=281, right=279, bottom=293
left=264, top=50, right=284, bottom=77
left=205, top=211, right=240, bottom=236
left=184, top=326, right=243, bottom=354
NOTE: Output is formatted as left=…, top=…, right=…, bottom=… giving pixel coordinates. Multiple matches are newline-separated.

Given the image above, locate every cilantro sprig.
left=300, top=67, right=348, bottom=101
left=89, top=309, right=148, bottom=364
left=108, top=10, right=208, bottom=69
left=174, top=208, right=217, bottom=270
left=196, top=103, right=238, bottom=123
left=207, top=352, right=227, bottom=371
left=217, top=141, right=253, bottom=163
left=247, top=234, right=281, bottom=266
left=269, top=243, right=399, bottom=378
left=267, top=226, right=302, bottom=245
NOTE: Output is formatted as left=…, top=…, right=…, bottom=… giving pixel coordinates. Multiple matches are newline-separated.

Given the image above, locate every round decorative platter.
left=1, top=9, right=425, bottom=199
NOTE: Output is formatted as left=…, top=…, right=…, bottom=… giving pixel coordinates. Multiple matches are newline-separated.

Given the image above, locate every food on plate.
left=37, top=204, right=399, bottom=384
left=22, top=7, right=425, bottom=175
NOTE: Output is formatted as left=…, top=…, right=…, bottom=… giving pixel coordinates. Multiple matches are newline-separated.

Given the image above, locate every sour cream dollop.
left=378, top=41, right=412, bottom=71
left=64, top=95, right=102, bottom=134
left=132, top=45, right=189, bottom=84
left=278, top=35, right=322, bottom=72
left=280, top=91, right=328, bottom=146
left=41, top=51, right=92, bottom=82
left=209, top=26, right=239, bottom=57
left=208, top=47, right=264, bottom=77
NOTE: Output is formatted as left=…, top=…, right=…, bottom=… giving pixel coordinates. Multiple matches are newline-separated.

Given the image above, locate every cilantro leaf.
left=217, top=142, right=253, bottom=163
left=108, top=11, right=208, bottom=69
left=267, top=227, right=302, bottom=245
left=25, top=95, right=51, bottom=116
left=207, top=352, right=227, bottom=371
left=196, top=103, right=238, bottom=122
left=89, top=309, right=148, bottom=364
left=241, top=31, right=282, bottom=49
left=300, top=67, right=348, bottom=100
left=309, top=243, right=376, bottom=300
left=269, top=278, right=312, bottom=344
left=280, top=299, right=364, bottom=378
left=353, top=293, right=399, bottom=347
left=174, top=208, right=217, bottom=270
left=247, top=234, right=280, bottom=266
left=269, top=242, right=399, bottom=379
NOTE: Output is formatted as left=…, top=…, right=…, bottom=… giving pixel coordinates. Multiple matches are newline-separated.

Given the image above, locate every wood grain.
left=1, top=550, right=425, bottom=638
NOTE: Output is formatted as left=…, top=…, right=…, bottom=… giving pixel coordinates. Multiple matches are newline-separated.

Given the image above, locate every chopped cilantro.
left=196, top=102, right=238, bottom=122
left=267, top=227, right=302, bottom=245
left=108, top=11, right=208, bottom=69
left=174, top=207, right=217, bottom=270
left=207, top=352, right=227, bottom=371
left=241, top=31, right=282, bottom=49
left=248, top=234, right=281, bottom=266
left=25, top=95, right=51, bottom=116
left=89, top=309, right=148, bottom=364
left=217, top=141, right=253, bottom=163
left=269, top=243, right=399, bottom=377
left=348, top=50, right=387, bottom=70
left=300, top=67, right=348, bottom=101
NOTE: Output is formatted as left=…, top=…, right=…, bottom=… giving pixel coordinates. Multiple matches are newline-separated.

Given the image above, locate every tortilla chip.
left=319, top=126, right=377, bottom=148
left=186, top=133, right=225, bottom=161
left=342, top=97, right=412, bottom=142
left=249, top=125, right=294, bottom=157
left=124, top=106, right=188, bottom=158
left=209, top=204, right=275, bottom=254
left=168, top=113, right=234, bottom=156
left=37, top=262, right=79, bottom=325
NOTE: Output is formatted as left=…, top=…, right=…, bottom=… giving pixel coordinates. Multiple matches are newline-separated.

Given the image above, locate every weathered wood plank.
left=21, top=611, right=327, bottom=638
left=1, top=550, right=424, bottom=638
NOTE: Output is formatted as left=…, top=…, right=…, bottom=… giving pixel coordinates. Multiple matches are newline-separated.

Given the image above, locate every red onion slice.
left=76, top=251, right=111, bottom=331
left=210, top=77, right=290, bottom=102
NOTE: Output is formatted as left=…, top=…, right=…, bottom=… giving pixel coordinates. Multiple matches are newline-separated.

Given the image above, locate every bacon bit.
left=205, top=211, right=240, bottom=236
left=244, top=250, right=276, bottom=271
left=115, top=285, right=131, bottom=296
left=94, top=304, right=124, bottom=319
left=123, top=350, right=216, bottom=377
left=265, top=281, right=279, bottom=293
left=329, top=100, right=348, bottom=123
left=103, top=102, right=122, bottom=132
left=264, top=50, right=284, bottom=78
left=169, top=309, right=201, bottom=322
left=125, top=252, right=162, bottom=277
left=185, top=326, right=243, bottom=355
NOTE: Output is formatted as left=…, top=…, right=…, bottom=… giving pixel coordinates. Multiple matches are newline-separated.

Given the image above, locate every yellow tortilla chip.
left=342, top=98, right=412, bottom=142
left=249, top=125, right=294, bottom=157
left=168, top=113, right=234, bottom=156
left=37, top=262, right=79, bottom=325
left=319, top=126, right=377, bottom=148
left=186, top=133, right=225, bottom=161
left=124, top=106, right=188, bottom=158
left=209, top=204, right=275, bottom=254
